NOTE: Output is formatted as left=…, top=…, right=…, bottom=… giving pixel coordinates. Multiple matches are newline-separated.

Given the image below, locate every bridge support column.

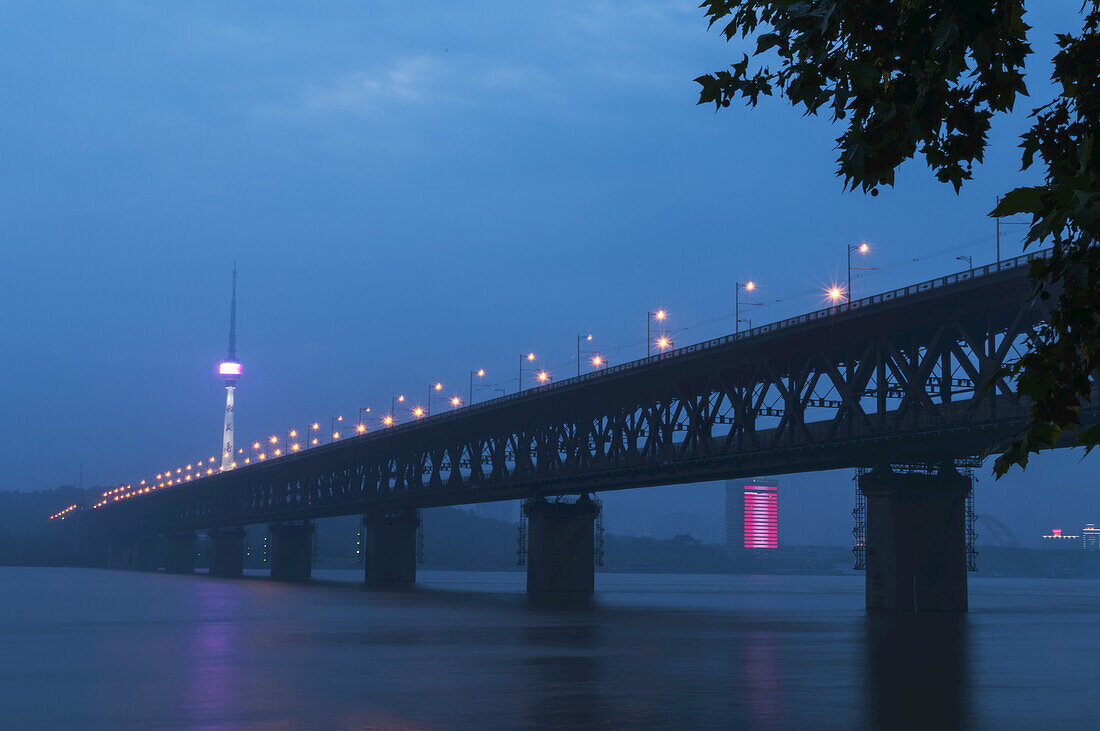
left=860, top=465, right=970, bottom=612
left=164, top=531, right=196, bottom=574
left=525, top=497, right=598, bottom=603
left=362, top=511, right=418, bottom=587
left=107, top=538, right=135, bottom=571
left=133, top=535, right=160, bottom=572
left=209, top=527, right=246, bottom=578
left=269, top=521, right=313, bottom=581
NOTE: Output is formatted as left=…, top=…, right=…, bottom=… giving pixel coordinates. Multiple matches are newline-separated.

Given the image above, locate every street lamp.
left=735, top=281, right=760, bottom=333
left=427, top=382, right=444, bottom=416
left=331, top=415, right=343, bottom=441
left=519, top=352, right=536, bottom=392
left=956, top=255, right=973, bottom=270
left=647, top=310, right=668, bottom=356
left=469, top=368, right=486, bottom=404
left=577, top=334, right=603, bottom=375
left=847, top=241, right=872, bottom=302
left=390, top=395, right=405, bottom=426
left=358, top=406, right=372, bottom=431
left=310, top=422, right=321, bottom=446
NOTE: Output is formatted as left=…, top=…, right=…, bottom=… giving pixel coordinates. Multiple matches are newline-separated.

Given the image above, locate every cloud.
left=288, top=54, right=556, bottom=122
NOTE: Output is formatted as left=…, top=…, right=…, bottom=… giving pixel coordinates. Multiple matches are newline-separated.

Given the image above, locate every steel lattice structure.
left=90, top=251, right=1098, bottom=538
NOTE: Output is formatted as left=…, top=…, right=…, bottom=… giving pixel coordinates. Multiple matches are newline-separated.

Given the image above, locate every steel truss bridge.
left=88, top=250, right=1097, bottom=538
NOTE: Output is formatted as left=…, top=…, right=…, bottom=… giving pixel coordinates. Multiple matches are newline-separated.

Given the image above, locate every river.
left=1, top=568, right=1097, bottom=728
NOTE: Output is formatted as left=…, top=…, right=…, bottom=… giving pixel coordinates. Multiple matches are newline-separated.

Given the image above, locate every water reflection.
left=865, top=613, right=970, bottom=729
left=521, top=622, right=604, bottom=726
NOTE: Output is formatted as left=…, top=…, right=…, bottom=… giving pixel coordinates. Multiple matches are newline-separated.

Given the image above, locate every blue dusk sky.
left=0, top=1, right=1093, bottom=545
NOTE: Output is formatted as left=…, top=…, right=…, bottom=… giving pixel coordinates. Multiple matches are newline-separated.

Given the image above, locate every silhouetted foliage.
left=696, top=1, right=1099, bottom=475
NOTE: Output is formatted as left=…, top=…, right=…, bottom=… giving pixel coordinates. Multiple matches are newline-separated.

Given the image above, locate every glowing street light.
left=520, top=353, right=538, bottom=392
left=427, top=382, right=445, bottom=416
left=847, top=241, right=873, bottom=302
left=827, top=286, right=845, bottom=303
left=382, top=415, right=394, bottom=426
left=577, top=334, right=600, bottom=376
left=330, top=415, right=343, bottom=442
left=655, top=336, right=672, bottom=352
left=736, top=281, right=761, bottom=333
left=469, top=368, right=486, bottom=404
left=412, top=406, right=425, bottom=418
left=450, top=395, right=462, bottom=408
left=537, top=370, right=550, bottom=384
left=391, top=395, right=405, bottom=424
left=647, top=310, right=669, bottom=356
left=590, top=354, right=605, bottom=368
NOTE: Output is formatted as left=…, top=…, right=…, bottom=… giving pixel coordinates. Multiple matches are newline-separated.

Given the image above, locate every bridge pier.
left=269, top=521, right=313, bottom=581
left=362, top=511, right=418, bottom=586
left=209, top=527, right=246, bottom=578
left=106, top=537, right=135, bottom=571
left=860, top=465, right=970, bottom=612
left=133, top=535, right=160, bottom=572
left=164, top=531, right=196, bottom=575
left=525, top=497, right=598, bottom=603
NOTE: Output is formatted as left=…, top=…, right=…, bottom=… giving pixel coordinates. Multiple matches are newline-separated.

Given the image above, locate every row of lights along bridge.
left=81, top=243, right=877, bottom=511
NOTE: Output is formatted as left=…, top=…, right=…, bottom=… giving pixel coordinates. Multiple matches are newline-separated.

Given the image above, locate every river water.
left=1, top=568, right=1098, bottom=728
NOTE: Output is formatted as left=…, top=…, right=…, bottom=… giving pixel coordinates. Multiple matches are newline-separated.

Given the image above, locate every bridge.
left=69, top=249, right=1098, bottom=611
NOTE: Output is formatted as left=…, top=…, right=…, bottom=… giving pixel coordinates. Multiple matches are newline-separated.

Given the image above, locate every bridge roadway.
left=79, top=250, right=1099, bottom=610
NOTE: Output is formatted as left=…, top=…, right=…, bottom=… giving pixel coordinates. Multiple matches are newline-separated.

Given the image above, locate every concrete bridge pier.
left=164, top=531, right=196, bottom=575
left=860, top=465, right=970, bottom=612
left=525, top=497, right=598, bottom=603
left=106, top=537, right=135, bottom=571
left=133, top=535, right=160, bottom=571
left=209, top=527, right=246, bottom=578
left=362, top=510, right=418, bottom=587
left=269, top=521, right=314, bottom=581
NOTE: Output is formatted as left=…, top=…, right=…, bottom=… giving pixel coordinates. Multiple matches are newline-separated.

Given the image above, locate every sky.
left=0, top=1, right=1094, bottom=546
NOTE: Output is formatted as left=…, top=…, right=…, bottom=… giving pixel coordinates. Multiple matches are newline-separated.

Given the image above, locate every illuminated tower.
left=218, top=265, right=242, bottom=470
left=725, top=478, right=779, bottom=551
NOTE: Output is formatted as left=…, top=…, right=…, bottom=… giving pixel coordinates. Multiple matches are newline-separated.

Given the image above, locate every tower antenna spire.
left=227, top=262, right=237, bottom=360
left=218, top=264, right=242, bottom=471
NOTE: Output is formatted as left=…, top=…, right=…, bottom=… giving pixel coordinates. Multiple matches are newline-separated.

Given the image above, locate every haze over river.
left=2, top=568, right=1097, bottom=728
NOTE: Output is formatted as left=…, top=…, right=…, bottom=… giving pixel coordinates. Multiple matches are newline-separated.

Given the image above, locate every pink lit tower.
left=218, top=264, right=242, bottom=471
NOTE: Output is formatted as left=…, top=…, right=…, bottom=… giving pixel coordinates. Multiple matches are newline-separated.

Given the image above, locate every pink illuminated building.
left=725, top=479, right=779, bottom=552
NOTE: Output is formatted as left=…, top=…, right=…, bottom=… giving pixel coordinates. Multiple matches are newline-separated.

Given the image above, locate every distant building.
left=1083, top=524, right=1100, bottom=551
left=725, top=479, right=779, bottom=551
left=1042, top=528, right=1081, bottom=547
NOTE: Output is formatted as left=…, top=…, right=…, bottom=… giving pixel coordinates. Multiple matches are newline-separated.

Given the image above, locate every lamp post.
left=331, top=415, right=343, bottom=441
left=309, top=422, right=321, bottom=447
left=847, top=242, right=872, bottom=302
left=577, top=334, right=603, bottom=376
left=426, top=382, right=443, bottom=416
left=735, top=281, right=760, bottom=333
left=469, top=369, right=485, bottom=404
left=956, top=255, right=973, bottom=270
left=357, top=407, right=371, bottom=434
left=994, top=195, right=1029, bottom=265
left=390, top=395, right=405, bottom=426
left=519, top=352, right=536, bottom=392
left=647, top=310, right=667, bottom=356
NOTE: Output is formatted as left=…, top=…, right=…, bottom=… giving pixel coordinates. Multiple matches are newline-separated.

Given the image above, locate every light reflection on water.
left=1, top=568, right=1097, bottom=728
